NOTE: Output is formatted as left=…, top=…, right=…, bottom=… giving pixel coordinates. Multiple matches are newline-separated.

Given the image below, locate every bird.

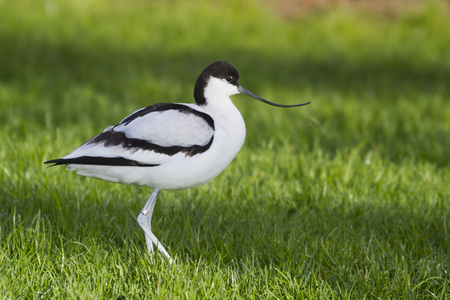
left=45, top=60, right=311, bottom=263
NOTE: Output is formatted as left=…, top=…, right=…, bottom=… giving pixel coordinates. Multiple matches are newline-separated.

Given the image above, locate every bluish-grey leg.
left=137, top=188, right=173, bottom=263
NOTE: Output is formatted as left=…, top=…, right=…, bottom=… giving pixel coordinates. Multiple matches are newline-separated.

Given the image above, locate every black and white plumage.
left=45, top=61, right=311, bottom=263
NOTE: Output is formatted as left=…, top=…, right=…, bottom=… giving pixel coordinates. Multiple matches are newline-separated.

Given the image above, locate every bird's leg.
left=137, top=188, right=173, bottom=264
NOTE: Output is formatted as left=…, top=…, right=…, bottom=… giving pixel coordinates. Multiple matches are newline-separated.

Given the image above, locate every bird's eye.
left=226, top=76, right=233, bottom=82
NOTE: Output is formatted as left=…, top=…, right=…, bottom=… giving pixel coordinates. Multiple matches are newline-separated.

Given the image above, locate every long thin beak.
left=238, top=86, right=311, bottom=108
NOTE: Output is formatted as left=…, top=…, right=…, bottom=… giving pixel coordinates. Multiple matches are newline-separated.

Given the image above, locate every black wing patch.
left=88, top=130, right=214, bottom=157
left=45, top=157, right=159, bottom=167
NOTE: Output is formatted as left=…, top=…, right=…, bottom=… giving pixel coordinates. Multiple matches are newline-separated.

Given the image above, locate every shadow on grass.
left=3, top=179, right=448, bottom=264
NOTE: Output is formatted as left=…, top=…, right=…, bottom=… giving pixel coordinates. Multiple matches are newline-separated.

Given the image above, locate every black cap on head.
left=194, top=61, right=239, bottom=105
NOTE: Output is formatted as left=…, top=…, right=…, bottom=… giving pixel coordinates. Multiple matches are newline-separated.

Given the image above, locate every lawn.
left=1, top=0, right=449, bottom=298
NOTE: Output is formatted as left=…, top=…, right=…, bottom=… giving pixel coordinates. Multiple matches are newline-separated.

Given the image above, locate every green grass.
left=1, top=0, right=449, bottom=298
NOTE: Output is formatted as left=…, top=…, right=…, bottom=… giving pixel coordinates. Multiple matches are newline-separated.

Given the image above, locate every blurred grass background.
left=1, top=0, right=449, bottom=298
